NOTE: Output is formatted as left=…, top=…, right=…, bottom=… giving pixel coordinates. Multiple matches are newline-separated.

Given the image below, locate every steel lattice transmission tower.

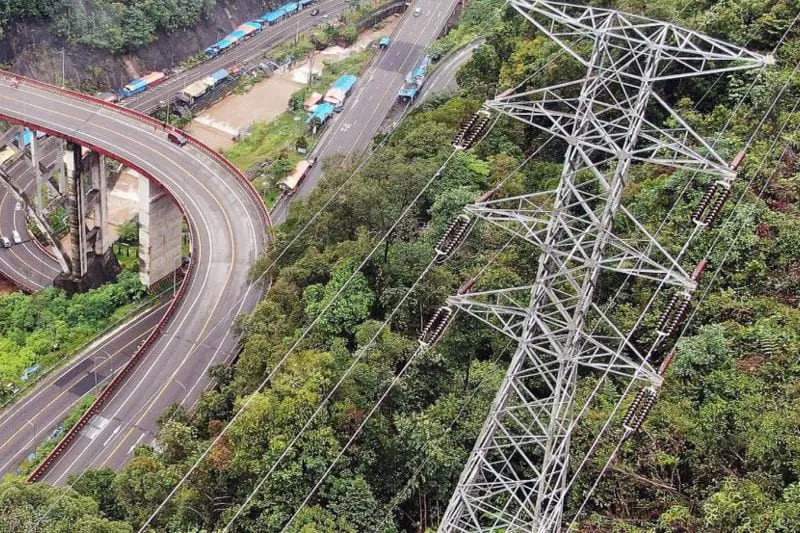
left=438, top=1, right=769, bottom=531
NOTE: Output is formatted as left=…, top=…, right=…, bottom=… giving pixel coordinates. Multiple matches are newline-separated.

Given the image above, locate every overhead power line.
left=437, top=2, right=770, bottom=532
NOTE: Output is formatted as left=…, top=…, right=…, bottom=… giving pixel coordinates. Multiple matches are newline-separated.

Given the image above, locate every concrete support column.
left=65, top=142, right=86, bottom=277
left=57, top=140, right=67, bottom=194
left=138, top=175, right=182, bottom=287
left=29, top=129, right=44, bottom=213
left=87, top=152, right=110, bottom=253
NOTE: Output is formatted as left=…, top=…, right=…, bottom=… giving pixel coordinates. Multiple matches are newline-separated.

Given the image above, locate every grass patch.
left=220, top=49, right=375, bottom=209
left=222, top=111, right=309, bottom=171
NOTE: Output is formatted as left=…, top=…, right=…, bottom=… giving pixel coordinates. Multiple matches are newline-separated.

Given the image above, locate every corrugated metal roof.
left=141, top=72, right=166, bottom=84
left=263, top=9, right=284, bottom=22
left=123, top=80, right=146, bottom=92
left=331, top=74, right=358, bottom=92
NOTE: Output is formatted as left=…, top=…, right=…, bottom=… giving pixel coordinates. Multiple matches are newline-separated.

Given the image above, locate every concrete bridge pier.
left=137, top=175, right=183, bottom=288
left=86, top=151, right=110, bottom=254
left=65, top=142, right=87, bottom=276
left=54, top=143, right=120, bottom=293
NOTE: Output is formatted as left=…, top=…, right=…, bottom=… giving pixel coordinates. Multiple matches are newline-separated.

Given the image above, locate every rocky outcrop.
left=0, top=0, right=276, bottom=90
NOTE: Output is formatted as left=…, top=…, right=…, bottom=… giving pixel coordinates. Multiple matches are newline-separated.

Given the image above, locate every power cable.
left=223, top=132, right=554, bottom=531
left=562, top=72, right=800, bottom=531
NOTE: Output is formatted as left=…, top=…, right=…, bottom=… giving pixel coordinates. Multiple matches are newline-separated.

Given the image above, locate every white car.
left=414, top=7, right=421, bottom=16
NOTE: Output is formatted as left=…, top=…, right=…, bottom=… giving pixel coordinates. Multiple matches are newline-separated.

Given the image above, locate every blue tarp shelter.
left=307, top=102, right=336, bottom=123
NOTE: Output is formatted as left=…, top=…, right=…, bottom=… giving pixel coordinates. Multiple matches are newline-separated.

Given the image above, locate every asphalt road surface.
left=0, top=0, right=469, bottom=482
left=272, top=0, right=463, bottom=224
left=0, top=0, right=348, bottom=291
left=416, top=38, right=483, bottom=106
left=0, top=136, right=63, bottom=290
left=0, top=299, right=169, bottom=478
left=0, top=76, right=269, bottom=484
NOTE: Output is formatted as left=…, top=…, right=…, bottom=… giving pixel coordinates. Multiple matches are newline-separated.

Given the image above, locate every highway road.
left=0, top=136, right=63, bottom=290
left=0, top=76, right=270, bottom=484
left=0, top=0, right=469, bottom=482
left=122, top=0, right=349, bottom=114
left=0, top=298, right=169, bottom=478
left=416, top=38, right=483, bottom=106
left=0, top=0, right=348, bottom=291
left=271, top=0, right=462, bottom=224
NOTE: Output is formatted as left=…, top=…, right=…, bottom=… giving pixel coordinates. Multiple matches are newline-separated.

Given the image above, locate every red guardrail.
left=3, top=72, right=272, bottom=230
left=0, top=72, right=271, bottom=482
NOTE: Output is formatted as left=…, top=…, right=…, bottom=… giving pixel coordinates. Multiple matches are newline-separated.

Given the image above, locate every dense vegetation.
left=3, top=0, right=800, bottom=531
left=0, top=0, right=218, bottom=52
left=0, top=272, right=147, bottom=402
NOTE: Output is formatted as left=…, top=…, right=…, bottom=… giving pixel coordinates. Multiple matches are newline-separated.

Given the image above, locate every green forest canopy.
left=3, top=0, right=800, bottom=531
left=0, top=0, right=218, bottom=52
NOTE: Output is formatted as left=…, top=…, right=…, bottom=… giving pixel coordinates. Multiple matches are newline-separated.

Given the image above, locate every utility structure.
left=438, top=2, right=769, bottom=531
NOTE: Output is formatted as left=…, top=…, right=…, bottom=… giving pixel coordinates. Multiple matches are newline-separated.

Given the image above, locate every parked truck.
left=278, top=158, right=316, bottom=193
left=176, top=68, right=231, bottom=105
left=324, top=74, right=359, bottom=110
left=120, top=71, right=167, bottom=97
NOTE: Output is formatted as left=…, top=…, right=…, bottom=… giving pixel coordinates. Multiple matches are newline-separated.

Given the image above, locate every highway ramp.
left=0, top=137, right=63, bottom=290
left=0, top=75, right=270, bottom=484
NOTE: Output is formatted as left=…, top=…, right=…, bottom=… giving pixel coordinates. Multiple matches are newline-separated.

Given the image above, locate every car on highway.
left=12, top=230, right=22, bottom=244
left=168, top=129, right=188, bottom=146
left=310, top=8, right=320, bottom=15
left=1, top=236, right=11, bottom=248
left=414, top=7, right=421, bottom=16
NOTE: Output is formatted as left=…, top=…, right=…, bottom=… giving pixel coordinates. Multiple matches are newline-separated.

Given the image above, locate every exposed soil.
left=185, top=16, right=399, bottom=149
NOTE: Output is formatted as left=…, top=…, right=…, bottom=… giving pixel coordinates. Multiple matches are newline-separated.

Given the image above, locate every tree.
left=0, top=477, right=132, bottom=533
left=117, top=220, right=138, bottom=245
left=304, top=260, right=376, bottom=339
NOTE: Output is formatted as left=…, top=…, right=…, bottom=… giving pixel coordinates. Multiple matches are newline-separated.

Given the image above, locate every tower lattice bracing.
left=438, top=2, right=768, bottom=531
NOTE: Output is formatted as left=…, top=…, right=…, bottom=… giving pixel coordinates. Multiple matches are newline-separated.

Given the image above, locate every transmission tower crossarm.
left=438, top=2, right=767, bottom=532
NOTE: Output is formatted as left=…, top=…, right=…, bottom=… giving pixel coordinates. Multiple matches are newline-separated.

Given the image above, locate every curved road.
left=0, top=0, right=471, bottom=482
left=0, top=0, right=348, bottom=290
left=0, top=137, right=63, bottom=290
left=0, top=76, right=269, bottom=484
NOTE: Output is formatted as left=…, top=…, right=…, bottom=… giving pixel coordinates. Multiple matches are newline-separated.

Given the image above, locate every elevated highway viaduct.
left=0, top=75, right=270, bottom=483
left=0, top=0, right=350, bottom=291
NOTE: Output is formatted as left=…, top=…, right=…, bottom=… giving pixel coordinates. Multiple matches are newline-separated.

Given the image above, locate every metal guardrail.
left=0, top=72, right=271, bottom=482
